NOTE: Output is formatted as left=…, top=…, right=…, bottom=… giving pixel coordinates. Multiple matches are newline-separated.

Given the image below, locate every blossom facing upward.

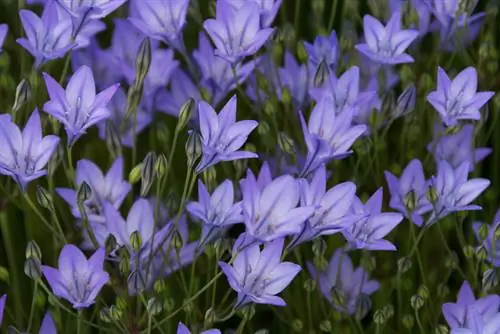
left=304, top=31, right=339, bottom=71
left=473, top=211, right=500, bottom=267
left=442, top=280, right=500, bottom=329
left=224, top=0, right=283, bottom=28
left=385, top=159, right=432, bottom=226
left=196, top=96, right=258, bottom=173
left=307, top=249, right=379, bottom=317
left=427, top=67, right=494, bottom=127
left=41, top=245, right=109, bottom=309
left=43, top=65, right=119, bottom=145
left=356, top=11, right=419, bottom=64
left=56, top=0, right=127, bottom=31
left=0, top=110, right=60, bottom=190
left=219, top=238, right=301, bottom=307
left=177, top=322, right=221, bottom=334
left=40, top=312, right=57, bottom=334
left=203, top=0, right=274, bottom=63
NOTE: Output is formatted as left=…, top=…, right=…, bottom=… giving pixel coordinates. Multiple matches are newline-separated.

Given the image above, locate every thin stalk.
left=27, top=281, right=39, bottom=332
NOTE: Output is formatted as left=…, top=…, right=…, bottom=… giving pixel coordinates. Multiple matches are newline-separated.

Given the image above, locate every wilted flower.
left=219, top=238, right=301, bottom=307
left=342, top=188, right=403, bottom=251
left=129, top=0, right=190, bottom=49
left=429, top=124, right=491, bottom=170
left=299, top=96, right=367, bottom=176
left=240, top=170, right=314, bottom=243
left=43, top=65, right=119, bottom=145
left=57, top=157, right=131, bottom=228
left=0, top=110, right=60, bottom=190
left=187, top=179, right=243, bottom=248
left=427, top=161, right=490, bottom=224
left=356, top=11, right=419, bottom=64
left=203, top=0, right=274, bottom=63
left=177, top=322, right=221, bottom=334
left=307, top=249, right=379, bottom=316
left=426, top=67, right=494, bottom=127
left=41, top=245, right=109, bottom=309
left=289, top=167, right=358, bottom=248
left=304, top=31, right=339, bottom=72
left=196, top=96, right=258, bottom=173
left=385, top=159, right=432, bottom=226
left=442, top=280, right=500, bottom=329
left=40, top=312, right=57, bottom=334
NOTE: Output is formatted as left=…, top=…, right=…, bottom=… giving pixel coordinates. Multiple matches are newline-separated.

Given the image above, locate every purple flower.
left=0, top=110, right=60, bottom=190
left=43, top=65, right=119, bottom=145
left=0, top=24, right=8, bottom=52
left=40, top=312, right=57, bottom=334
left=156, top=68, right=202, bottom=118
left=97, top=88, right=153, bottom=148
left=310, top=66, right=378, bottom=117
left=307, top=249, right=379, bottom=317
left=428, top=161, right=490, bottom=223
left=225, top=0, right=282, bottom=28
left=473, top=211, right=500, bottom=267
left=193, top=33, right=256, bottom=106
left=177, top=322, right=221, bottom=334
left=56, top=157, right=131, bottom=225
left=203, top=0, right=274, bottom=63
left=427, top=67, right=494, bottom=127
left=129, top=0, right=189, bottom=49
left=356, top=11, right=419, bottom=64
left=442, top=280, right=500, bottom=329
left=289, top=166, right=357, bottom=248
left=17, top=6, right=74, bottom=67
left=240, top=171, right=314, bottom=242
left=385, top=159, right=432, bottom=226
left=342, top=188, right=403, bottom=251
left=0, top=294, right=5, bottom=326
left=299, top=96, right=367, bottom=176
left=187, top=179, right=243, bottom=248
left=451, top=309, right=500, bottom=334
left=389, top=0, right=431, bottom=36
left=279, top=51, right=310, bottom=107
left=219, top=238, right=301, bottom=307
left=41, top=245, right=109, bottom=309
left=429, top=124, right=491, bottom=170
left=196, top=96, right=258, bottom=173
left=304, top=31, right=339, bottom=71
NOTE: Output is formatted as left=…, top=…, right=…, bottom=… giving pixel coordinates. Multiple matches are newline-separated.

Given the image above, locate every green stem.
left=77, top=310, right=83, bottom=334
left=236, top=317, right=248, bottom=334
left=27, top=281, right=38, bottom=332
left=58, top=54, right=72, bottom=85
left=23, top=193, right=66, bottom=243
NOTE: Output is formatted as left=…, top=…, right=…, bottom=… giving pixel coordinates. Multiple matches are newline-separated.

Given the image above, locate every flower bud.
left=185, top=130, right=202, bottom=168
left=483, top=268, right=499, bottom=292
left=105, top=122, right=122, bottom=158
left=435, top=325, right=449, bottom=334
left=128, top=270, right=146, bottom=294
left=291, top=319, right=303, bottom=332
left=478, top=223, right=489, bottom=240
left=163, top=298, right=175, bottom=312
left=116, top=296, right=127, bottom=311
left=140, top=152, right=157, bottom=196
left=36, top=186, right=53, bottom=210
left=356, top=293, right=372, bottom=320
left=135, top=38, right=152, bottom=85
left=402, top=314, right=414, bottom=329
left=100, top=308, right=113, bottom=323
left=108, top=305, right=123, bottom=321
left=105, top=234, right=118, bottom=254
left=476, top=245, right=488, bottom=261
left=130, top=231, right=142, bottom=253
left=393, top=84, right=416, bottom=119
left=24, top=257, right=41, bottom=280
left=154, top=279, right=166, bottom=294
left=319, top=320, right=332, bottom=332
left=397, top=256, right=412, bottom=274
left=463, top=245, right=475, bottom=259
left=0, top=266, right=9, bottom=284
left=25, top=240, right=42, bottom=261
left=297, top=42, right=308, bottom=63
left=176, top=98, right=194, bottom=132
left=12, top=79, right=32, bottom=113
left=426, top=186, right=439, bottom=204
left=303, top=279, right=316, bottom=292
left=129, top=163, right=142, bottom=184
left=277, top=132, right=295, bottom=155
left=314, top=60, right=329, bottom=88
left=281, top=87, right=292, bottom=105
left=437, top=283, right=449, bottom=298
left=147, top=297, right=163, bottom=316
left=77, top=181, right=92, bottom=204
left=417, top=285, right=429, bottom=300
left=119, top=250, right=130, bottom=275
left=383, top=304, right=395, bottom=319
left=410, top=295, right=424, bottom=310
left=204, top=308, right=217, bottom=327
left=373, top=309, right=386, bottom=325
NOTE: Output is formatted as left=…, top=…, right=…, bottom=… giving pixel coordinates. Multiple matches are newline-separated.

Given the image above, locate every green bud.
left=129, top=163, right=142, bottom=184
left=25, top=240, right=42, bottom=261
left=478, top=223, right=489, bottom=241
left=331, top=287, right=345, bottom=307
left=200, top=86, right=212, bottom=102
left=119, top=249, right=130, bottom=275
left=314, top=60, right=330, bottom=88
left=177, top=98, right=194, bottom=132
left=116, top=296, right=127, bottom=311
left=297, top=41, right=308, bottom=63
left=12, top=79, right=32, bottom=113
left=311, top=0, right=325, bottom=14
left=130, top=231, right=142, bottom=253
left=135, top=38, right=152, bottom=85
left=399, top=66, right=415, bottom=86
left=319, top=320, right=332, bottom=332
left=182, top=298, right=194, bottom=313
left=105, top=118, right=122, bottom=158
left=419, top=72, right=434, bottom=93
left=445, top=252, right=459, bottom=269
left=482, top=268, right=499, bottom=292
left=383, top=304, right=395, bottom=319
left=100, top=308, right=113, bottom=323
left=204, top=308, right=217, bottom=327
left=263, top=101, right=275, bottom=118
left=278, top=23, right=296, bottom=49
left=155, top=123, right=170, bottom=146
left=402, top=314, right=414, bottom=329
left=24, top=257, right=41, bottom=280
left=146, top=297, right=163, bottom=316
left=463, top=245, right=475, bottom=259
left=185, top=131, right=202, bottom=168
left=410, top=295, right=424, bottom=310
left=434, top=325, right=449, bottom=334
left=437, top=283, right=450, bottom=298
left=77, top=181, right=92, bottom=204
left=356, top=293, right=373, bottom=320
left=476, top=245, right=488, bottom=261
left=171, top=228, right=184, bottom=249
left=141, top=152, right=157, bottom=196
left=417, top=285, right=430, bottom=300
left=277, top=132, right=295, bottom=155
left=105, top=234, right=118, bottom=255
left=426, top=186, right=439, bottom=204
left=373, top=309, right=386, bottom=325
left=164, top=298, right=175, bottom=312
left=281, top=87, right=292, bottom=106
left=36, top=186, right=53, bottom=210
left=128, top=270, right=146, bottom=294
left=304, top=279, right=316, bottom=292
left=153, top=279, right=166, bottom=294
left=291, top=319, right=303, bottom=332
left=397, top=256, right=412, bottom=274
left=258, top=121, right=271, bottom=137
left=108, top=305, right=123, bottom=321
left=0, top=266, right=9, bottom=284
left=155, top=153, right=168, bottom=178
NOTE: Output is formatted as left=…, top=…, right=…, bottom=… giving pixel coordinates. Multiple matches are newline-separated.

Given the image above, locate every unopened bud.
left=204, top=308, right=217, bottom=327
left=383, top=304, right=395, bottom=319
left=478, top=223, right=489, bottom=240
left=135, top=38, right=152, bottom=85
left=116, top=296, right=127, bottom=311
left=108, top=305, right=123, bottom=321
left=373, top=309, right=386, bottom=324
left=36, top=186, right=53, bottom=210
left=77, top=181, right=92, bottom=204
left=105, top=234, right=118, bottom=254
left=105, top=122, right=122, bottom=158
left=426, top=186, right=439, bottom=204
left=483, top=268, right=499, bottom=292
left=297, top=42, right=308, bottom=63
left=463, top=245, right=475, bottom=259
left=100, top=308, right=113, bottom=323
left=398, top=257, right=412, bottom=274
left=319, top=320, right=332, bottom=332
left=185, top=131, right=202, bottom=167
left=177, top=98, right=194, bottom=132
left=146, top=297, right=163, bottom=316
left=25, top=240, right=42, bottom=261
left=303, top=279, right=316, bottom=292
left=394, top=84, right=416, bottom=119
left=277, top=132, right=295, bottom=155
left=410, top=295, right=424, bottom=310
left=163, top=298, right=175, bottom=312
left=435, top=325, right=449, bottom=334
left=154, top=279, right=166, bottom=294
left=314, top=60, right=329, bottom=88
left=24, top=257, right=41, bottom=280
left=128, top=270, right=146, bottom=294
left=291, top=319, right=303, bottom=332
left=0, top=267, right=9, bottom=284
left=476, top=245, right=488, bottom=261
left=402, top=314, right=414, bottom=329
left=141, top=152, right=156, bottom=196
left=12, top=79, right=32, bottom=112
left=417, top=285, right=429, bottom=300
left=129, top=163, right=142, bottom=184
left=154, top=153, right=167, bottom=178
left=130, top=231, right=142, bottom=253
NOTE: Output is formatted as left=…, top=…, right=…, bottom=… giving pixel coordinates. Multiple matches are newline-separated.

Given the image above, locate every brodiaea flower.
left=0, top=110, right=60, bottom=190
left=41, top=245, right=109, bottom=309
left=385, top=159, right=432, bottom=226
left=426, top=67, right=494, bottom=127
left=442, top=280, right=500, bottom=329
left=224, top=0, right=282, bottom=28
left=0, top=24, right=8, bottom=52
left=304, top=31, right=339, bottom=71
left=187, top=179, right=243, bottom=248
left=307, top=249, right=379, bottom=318
left=219, top=238, right=301, bottom=307
left=196, top=95, right=258, bottom=173
left=40, top=312, right=57, bottom=334
left=177, top=322, right=221, bottom=334
left=356, top=11, right=419, bottom=64
left=43, top=65, right=119, bottom=145
left=203, top=0, right=274, bottom=63
left=342, top=188, right=403, bottom=251
left=473, top=211, right=500, bottom=267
